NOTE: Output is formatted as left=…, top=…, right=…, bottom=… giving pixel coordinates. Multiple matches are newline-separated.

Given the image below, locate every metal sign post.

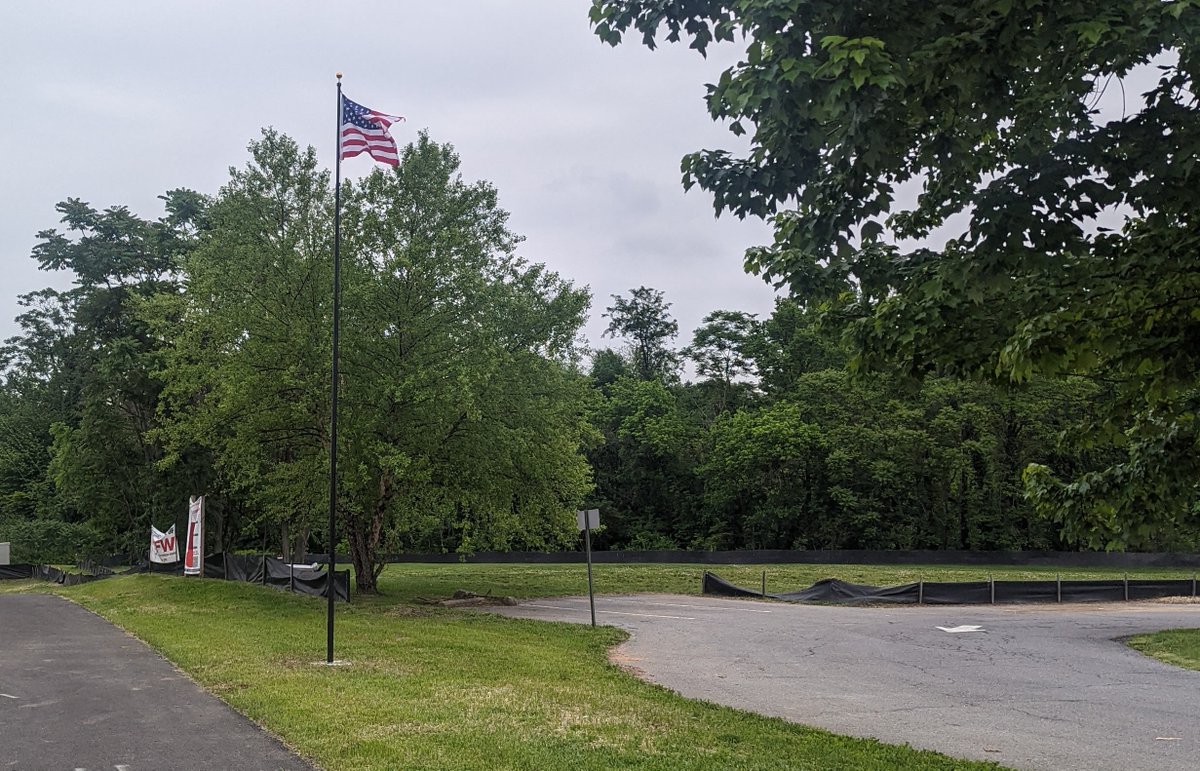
left=576, top=509, right=599, bottom=626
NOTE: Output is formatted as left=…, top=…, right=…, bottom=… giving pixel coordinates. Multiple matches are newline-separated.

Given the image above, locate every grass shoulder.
left=58, top=573, right=1006, bottom=771
left=1126, top=628, right=1200, bottom=671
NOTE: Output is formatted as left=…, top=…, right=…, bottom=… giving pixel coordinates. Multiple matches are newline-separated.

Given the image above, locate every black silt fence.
left=380, top=548, right=1200, bottom=568
left=919, top=581, right=992, bottom=605
left=0, top=564, right=34, bottom=580
left=1, top=553, right=349, bottom=602
left=702, top=571, right=1200, bottom=606
left=220, top=553, right=351, bottom=602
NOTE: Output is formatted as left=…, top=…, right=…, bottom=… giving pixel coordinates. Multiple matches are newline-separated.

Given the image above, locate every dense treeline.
left=1, top=131, right=1189, bottom=585
left=584, top=292, right=1165, bottom=552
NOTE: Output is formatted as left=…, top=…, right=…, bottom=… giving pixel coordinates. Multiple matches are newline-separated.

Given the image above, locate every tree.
left=684, top=310, right=759, bottom=414
left=750, top=299, right=846, bottom=397
left=155, top=130, right=595, bottom=592
left=702, top=402, right=827, bottom=549
left=338, top=133, right=595, bottom=587
left=587, top=375, right=698, bottom=549
left=603, top=287, right=681, bottom=382
left=0, top=389, right=55, bottom=522
left=149, top=130, right=333, bottom=564
left=590, top=1, right=1200, bottom=549
left=588, top=347, right=632, bottom=392
left=2, top=192, right=207, bottom=555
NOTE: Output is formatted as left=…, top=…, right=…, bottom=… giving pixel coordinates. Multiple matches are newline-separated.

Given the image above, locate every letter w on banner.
left=150, top=524, right=179, bottom=564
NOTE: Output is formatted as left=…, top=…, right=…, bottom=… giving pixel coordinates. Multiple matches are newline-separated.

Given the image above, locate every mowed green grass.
left=45, top=571, right=1010, bottom=771
left=1127, top=629, right=1200, bottom=671
left=365, top=561, right=1196, bottom=605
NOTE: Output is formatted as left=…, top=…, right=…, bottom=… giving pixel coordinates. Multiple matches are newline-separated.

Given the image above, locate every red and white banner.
left=183, top=496, right=205, bottom=576
left=150, top=524, right=179, bottom=564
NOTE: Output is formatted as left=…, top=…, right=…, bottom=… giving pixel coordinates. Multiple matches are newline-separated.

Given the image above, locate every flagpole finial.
left=336, top=72, right=343, bottom=80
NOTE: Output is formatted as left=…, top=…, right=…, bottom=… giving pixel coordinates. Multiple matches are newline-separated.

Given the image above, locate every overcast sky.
left=0, top=2, right=778, bottom=363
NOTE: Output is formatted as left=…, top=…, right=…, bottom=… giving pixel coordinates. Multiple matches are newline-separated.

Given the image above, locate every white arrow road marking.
left=936, top=625, right=986, bottom=633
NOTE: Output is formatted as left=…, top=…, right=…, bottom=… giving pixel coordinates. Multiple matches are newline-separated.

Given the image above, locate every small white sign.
left=936, top=625, right=986, bottom=634
left=0, top=542, right=9, bottom=566
left=575, top=509, right=599, bottom=531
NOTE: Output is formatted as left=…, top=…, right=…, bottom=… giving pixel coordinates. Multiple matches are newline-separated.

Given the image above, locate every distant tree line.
left=583, top=289, right=1190, bottom=552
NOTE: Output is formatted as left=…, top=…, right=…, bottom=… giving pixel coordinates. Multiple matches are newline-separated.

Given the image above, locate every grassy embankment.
left=0, top=563, right=1025, bottom=771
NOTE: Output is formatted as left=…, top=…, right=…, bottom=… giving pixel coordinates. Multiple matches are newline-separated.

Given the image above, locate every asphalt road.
left=490, top=594, right=1200, bottom=771
left=0, top=594, right=312, bottom=771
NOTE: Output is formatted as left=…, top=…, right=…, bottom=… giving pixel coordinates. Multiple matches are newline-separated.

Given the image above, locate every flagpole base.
left=311, top=659, right=351, bottom=667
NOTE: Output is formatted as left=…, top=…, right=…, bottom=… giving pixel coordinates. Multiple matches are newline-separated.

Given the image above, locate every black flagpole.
left=327, top=72, right=343, bottom=663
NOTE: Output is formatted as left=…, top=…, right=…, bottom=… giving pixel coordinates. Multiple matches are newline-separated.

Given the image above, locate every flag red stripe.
left=340, top=122, right=400, bottom=166
left=341, top=139, right=396, bottom=151
left=341, top=142, right=398, bottom=156
left=342, top=147, right=400, bottom=167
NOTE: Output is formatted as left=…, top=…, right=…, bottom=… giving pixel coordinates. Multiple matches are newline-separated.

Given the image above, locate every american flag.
left=340, top=95, right=404, bottom=166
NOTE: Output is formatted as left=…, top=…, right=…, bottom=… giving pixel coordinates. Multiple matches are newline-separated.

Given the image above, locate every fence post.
left=990, top=575, right=995, bottom=605
left=918, top=579, right=924, bottom=605
left=1124, top=573, right=1129, bottom=602
left=1056, top=573, right=1061, bottom=603
left=761, top=570, right=766, bottom=598
left=1193, top=573, right=1197, bottom=598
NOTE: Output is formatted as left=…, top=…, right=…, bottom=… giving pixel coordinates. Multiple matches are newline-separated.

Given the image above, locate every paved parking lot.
left=0, top=594, right=311, bottom=771
left=491, top=594, right=1200, bottom=771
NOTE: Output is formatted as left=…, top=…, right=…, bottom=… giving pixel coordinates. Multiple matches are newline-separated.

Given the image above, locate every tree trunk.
left=346, top=514, right=377, bottom=594
left=293, top=524, right=310, bottom=562
left=346, top=473, right=394, bottom=594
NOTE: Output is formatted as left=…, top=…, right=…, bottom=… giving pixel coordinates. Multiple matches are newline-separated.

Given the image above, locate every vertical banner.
left=183, top=495, right=205, bottom=576
left=150, top=524, right=179, bottom=564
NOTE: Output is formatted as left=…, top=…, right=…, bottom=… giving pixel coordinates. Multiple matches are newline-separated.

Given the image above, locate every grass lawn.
left=14, top=571, right=1011, bottom=771
left=1126, top=629, right=1200, bottom=671
left=365, top=561, right=1195, bottom=606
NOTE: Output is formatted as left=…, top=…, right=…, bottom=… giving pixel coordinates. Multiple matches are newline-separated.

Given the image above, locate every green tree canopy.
left=152, top=130, right=595, bottom=591
left=590, top=0, right=1200, bottom=548
left=2, top=192, right=207, bottom=555
left=603, top=286, right=681, bottom=382
left=684, top=309, right=760, bottom=417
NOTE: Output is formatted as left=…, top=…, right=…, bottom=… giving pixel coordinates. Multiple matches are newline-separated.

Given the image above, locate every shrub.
left=0, top=519, right=103, bottom=564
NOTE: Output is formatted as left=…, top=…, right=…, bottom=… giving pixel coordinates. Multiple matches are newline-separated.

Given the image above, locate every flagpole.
left=327, top=72, right=343, bottom=664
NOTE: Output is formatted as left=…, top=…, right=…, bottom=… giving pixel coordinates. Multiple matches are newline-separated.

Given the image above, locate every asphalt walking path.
left=0, top=594, right=312, bottom=771
left=491, top=593, right=1200, bottom=771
